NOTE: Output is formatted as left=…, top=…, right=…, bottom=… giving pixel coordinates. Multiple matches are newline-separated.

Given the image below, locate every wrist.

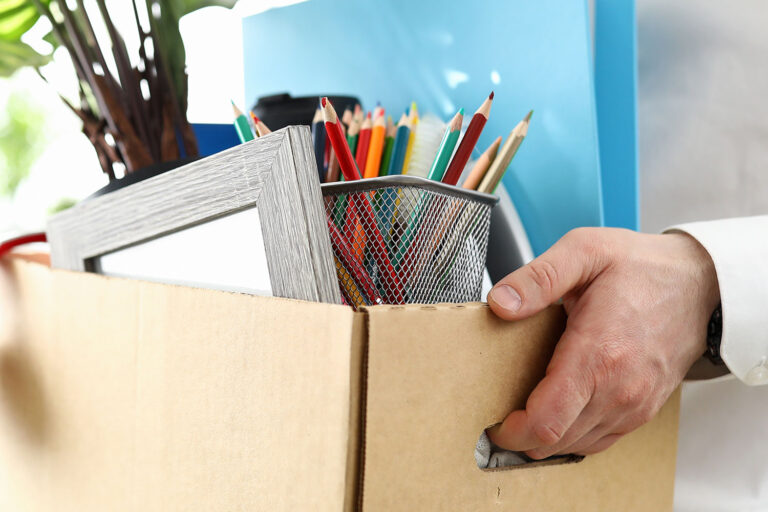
left=672, top=232, right=721, bottom=312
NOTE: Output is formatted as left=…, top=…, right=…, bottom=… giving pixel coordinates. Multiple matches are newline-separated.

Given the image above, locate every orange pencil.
left=364, top=112, right=386, bottom=178
left=462, top=136, right=502, bottom=190
left=355, top=112, right=372, bottom=172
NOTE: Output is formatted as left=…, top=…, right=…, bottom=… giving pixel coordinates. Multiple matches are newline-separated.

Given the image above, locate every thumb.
left=488, top=229, right=601, bottom=321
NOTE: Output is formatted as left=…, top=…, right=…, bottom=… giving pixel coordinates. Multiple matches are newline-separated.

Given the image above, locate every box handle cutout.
left=475, top=428, right=584, bottom=471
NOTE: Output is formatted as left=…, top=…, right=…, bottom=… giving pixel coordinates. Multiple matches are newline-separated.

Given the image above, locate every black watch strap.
left=705, top=304, right=724, bottom=365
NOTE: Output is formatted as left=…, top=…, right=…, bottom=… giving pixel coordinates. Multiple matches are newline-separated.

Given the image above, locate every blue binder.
left=241, top=0, right=637, bottom=254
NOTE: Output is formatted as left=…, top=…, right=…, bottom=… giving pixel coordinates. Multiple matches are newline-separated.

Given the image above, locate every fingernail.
left=490, top=285, right=522, bottom=313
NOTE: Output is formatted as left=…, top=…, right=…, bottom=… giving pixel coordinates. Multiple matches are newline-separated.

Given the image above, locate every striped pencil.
left=372, top=102, right=384, bottom=121
left=364, top=111, right=386, bottom=178
left=403, top=101, right=418, bottom=173
left=250, top=112, right=272, bottom=137
left=443, top=91, right=494, bottom=185
left=379, top=116, right=396, bottom=175
left=427, top=108, right=464, bottom=181
left=355, top=112, right=372, bottom=172
left=477, top=110, right=532, bottom=193
left=311, top=107, right=326, bottom=181
left=462, top=136, right=502, bottom=190
left=387, top=113, right=411, bottom=176
left=231, top=101, right=254, bottom=142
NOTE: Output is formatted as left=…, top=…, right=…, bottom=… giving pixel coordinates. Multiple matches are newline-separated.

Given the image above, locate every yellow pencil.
left=403, top=102, right=418, bottom=174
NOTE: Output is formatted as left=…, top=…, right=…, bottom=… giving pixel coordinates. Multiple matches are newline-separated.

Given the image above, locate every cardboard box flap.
left=0, top=259, right=364, bottom=512
left=362, top=303, right=679, bottom=511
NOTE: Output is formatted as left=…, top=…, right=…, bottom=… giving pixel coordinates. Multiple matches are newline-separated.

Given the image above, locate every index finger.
left=487, top=333, right=594, bottom=451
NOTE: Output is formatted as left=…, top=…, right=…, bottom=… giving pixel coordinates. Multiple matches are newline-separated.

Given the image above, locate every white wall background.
left=638, top=0, right=768, bottom=232
left=637, top=2, right=768, bottom=511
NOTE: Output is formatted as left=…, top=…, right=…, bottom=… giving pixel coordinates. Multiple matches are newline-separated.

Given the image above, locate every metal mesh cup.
left=321, top=175, right=498, bottom=308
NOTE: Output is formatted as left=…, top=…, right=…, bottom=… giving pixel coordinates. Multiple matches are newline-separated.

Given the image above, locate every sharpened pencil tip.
left=458, top=107, right=464, bottom=115
left=525, top=110, right=533, bottom=122
left=489, top=91, right=494, bottom=100
left=321, top=97, right=328, bottom=107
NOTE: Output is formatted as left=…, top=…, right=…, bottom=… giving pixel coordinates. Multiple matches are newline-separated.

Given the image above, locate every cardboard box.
left=0, top=257, right=679, bottom=511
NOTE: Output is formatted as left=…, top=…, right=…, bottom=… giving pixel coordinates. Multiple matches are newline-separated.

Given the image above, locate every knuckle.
left=524, top=259, right=559, bottom=297
left=612, top=383, right=646, bottom=408
left=531, top=421, right=564, bottom=446
left=596, top=340, right=630, bottom=377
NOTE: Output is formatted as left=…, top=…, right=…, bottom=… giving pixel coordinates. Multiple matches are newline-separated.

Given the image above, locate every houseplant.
left=0, top=0, right=236, bottom=180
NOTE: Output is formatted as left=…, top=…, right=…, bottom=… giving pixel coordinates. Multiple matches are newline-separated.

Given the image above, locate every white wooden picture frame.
left=47, top=126, right=341, bottom=304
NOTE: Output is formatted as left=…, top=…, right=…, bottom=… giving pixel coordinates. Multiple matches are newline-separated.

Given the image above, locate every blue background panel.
left=243, top=0, right=604, bottom=254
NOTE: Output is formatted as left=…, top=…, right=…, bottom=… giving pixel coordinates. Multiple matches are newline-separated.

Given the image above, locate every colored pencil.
left=379, top=116, right=396, bottom=176
left=427, top=108, right=464, bottom=181
left=327, top=220, right=382, bottom=304
left=443, top=91, right=494, bottom=185
left=355, top=112, right=372, bottom=172
left=403, top=101, right=418, bottom=174
left=387, top=113, right=411, bottom=175
left=353, top=103, right=363, bottom=124
left=477, top=110, right=532, bottom=194
left=321, top=97, right=361, bottom=180
left=341, top=107, right=353, bottom=128
left=346, top=114, right=361, bottom=156
left=326, top=126, right=343, bottom=183
left=231, top=100, right=254, bottom=143
left=312, top=107, right=326, bottom=181
left=372, top=102, right=384, bottom=121
left=462, top=136, right=502, bottom=190
left=364, top=111, right=386, bottom=178
left=250, top=112, right=272, bottom=137
left=321, top=98, right=404, bottom=303
left=334, top=254, right=366, bottom=308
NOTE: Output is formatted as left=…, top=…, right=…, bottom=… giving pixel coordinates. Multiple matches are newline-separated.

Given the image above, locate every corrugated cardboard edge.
left=344, top=312, right=366, bottom=512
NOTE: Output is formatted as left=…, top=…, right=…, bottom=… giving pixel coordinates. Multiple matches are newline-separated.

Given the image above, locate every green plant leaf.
left=0, top=0, right=50, bottom=41
left=0, top=38, right=51, bottom=77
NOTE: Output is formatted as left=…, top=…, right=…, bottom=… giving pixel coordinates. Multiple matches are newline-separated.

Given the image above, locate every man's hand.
left=486, top=228, right=720, bottom=458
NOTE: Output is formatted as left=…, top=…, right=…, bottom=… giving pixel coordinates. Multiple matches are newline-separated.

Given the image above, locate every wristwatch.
left=705, top=304, right=724, bottom=365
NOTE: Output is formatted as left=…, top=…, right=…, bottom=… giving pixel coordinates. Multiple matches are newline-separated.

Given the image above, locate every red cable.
left=0, top=232, right=47, bottom=259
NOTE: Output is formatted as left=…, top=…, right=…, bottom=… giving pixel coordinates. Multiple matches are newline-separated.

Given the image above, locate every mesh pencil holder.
left=321, top=175, right=498, bottom=308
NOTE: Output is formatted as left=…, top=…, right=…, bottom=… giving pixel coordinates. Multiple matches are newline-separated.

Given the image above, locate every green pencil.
left=231, top=100, right=254, bottom=143
left=427, top=108, right=463, bottom=181
left=378, top=116, right=396, bottom=175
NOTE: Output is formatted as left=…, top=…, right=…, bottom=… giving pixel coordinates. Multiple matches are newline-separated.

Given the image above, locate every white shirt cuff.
left=667, top=216, right=768, bottom=385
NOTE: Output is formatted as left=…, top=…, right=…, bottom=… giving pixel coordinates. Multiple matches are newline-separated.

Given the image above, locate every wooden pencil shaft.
left=477, top=132, right=525, bottom=193
left=462, top=136, right=501, bottom=190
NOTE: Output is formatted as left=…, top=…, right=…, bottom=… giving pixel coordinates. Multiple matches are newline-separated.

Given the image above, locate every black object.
left=87, top=157, right=199, bottom=200
left=251, top=93, right=360, bottom=131
left=705, top=304, right=724, bottom=365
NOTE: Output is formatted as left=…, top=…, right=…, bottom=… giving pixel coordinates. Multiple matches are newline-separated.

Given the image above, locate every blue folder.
left=240, top=0, right=637, bottom=254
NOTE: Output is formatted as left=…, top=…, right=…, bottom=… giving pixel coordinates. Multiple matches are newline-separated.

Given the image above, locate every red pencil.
left=355, top=112, right=372, bottom=173
left=321, top=98, right=404, bottom=303
left=442, top=91, right=494, bottom=185
left=321, top=97, right=361, bottom=180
